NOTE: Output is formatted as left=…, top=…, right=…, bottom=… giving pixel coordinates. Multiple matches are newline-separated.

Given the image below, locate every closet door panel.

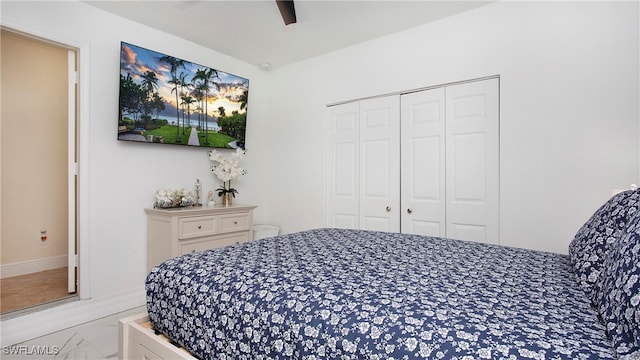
left=400, top=88, right=446, bottom=237
left=360, top=96, right=400, bottom=232
left=326, top=102, right=360, bottom=229
left=327, top=78, right=499, bottom=240
left=445, top=78, right=499, bottom=244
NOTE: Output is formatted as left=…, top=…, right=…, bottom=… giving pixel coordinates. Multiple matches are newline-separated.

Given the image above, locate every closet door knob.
left=407, top=208, right=413, bottom=214
left=385, top=206, right=391, bottom=212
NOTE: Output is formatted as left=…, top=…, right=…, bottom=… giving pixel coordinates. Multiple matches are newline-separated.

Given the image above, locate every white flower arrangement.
left=154, top=188, right=196, bottom=208
left=208, top=148, right=247, bottom=197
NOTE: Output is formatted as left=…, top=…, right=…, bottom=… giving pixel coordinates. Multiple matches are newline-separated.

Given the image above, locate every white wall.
left=1, top=0, right=271, bottom=310
left=266, top=1, right=639, bottom=254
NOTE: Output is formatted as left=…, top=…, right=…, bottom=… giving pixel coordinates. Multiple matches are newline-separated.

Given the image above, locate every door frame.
left=2, top=24, right=91, bottom=300
left=67, top=49, right=77, bottom=293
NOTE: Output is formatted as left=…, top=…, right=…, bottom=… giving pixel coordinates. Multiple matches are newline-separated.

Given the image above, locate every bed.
left=120, top=189, right=640, bottom=359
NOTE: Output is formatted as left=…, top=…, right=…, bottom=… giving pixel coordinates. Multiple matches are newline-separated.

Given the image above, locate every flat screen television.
left=118, top=41, right=249, bottom=149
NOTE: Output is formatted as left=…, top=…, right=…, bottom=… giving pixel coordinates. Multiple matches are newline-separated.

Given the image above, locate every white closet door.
left=326, top=102, right=360, bottom=229
left=445, top=78, right=500, bottom=244
left=400, top=88, right=446, bottom=237
left=359, top=96, right=400, bottom=232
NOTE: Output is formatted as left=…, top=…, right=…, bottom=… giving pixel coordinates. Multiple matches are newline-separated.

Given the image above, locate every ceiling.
left=84, top=1, right=492, bottom=70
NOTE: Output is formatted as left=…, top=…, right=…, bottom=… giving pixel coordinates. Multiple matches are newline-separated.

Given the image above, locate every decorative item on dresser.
left=153, top=188, right=195, bottom=209
left=193, top=178, right=202, bottom=207
left=209, top=148, right=247, bottom=206
left=207, top=190, right=216, bottom=206
left=144, top=204, right=257, bottom=271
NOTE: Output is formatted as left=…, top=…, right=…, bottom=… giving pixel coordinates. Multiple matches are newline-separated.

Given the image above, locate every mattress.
left=146, top=228, right=616, bottom=359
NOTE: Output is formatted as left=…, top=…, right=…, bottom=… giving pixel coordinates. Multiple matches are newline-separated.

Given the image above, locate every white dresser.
left=145, top=204, right=257, bottom=271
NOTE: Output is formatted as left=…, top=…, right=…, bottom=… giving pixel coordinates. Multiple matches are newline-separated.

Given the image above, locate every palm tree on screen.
left=151, top=92, right=165, bottom=124
left=240, top=89, right=249, bottom=111
left=181, top=94, right=196, bottom=134
left=178, top=72, right=193, bottom=134
left=160, top=55, right=185, bottom=143
left=140, top=71, right=159, bottom=99
left=193, top=68, right=220, bottom=145
left=140, top=70, right=159, bottom=120
left=191, top=87, right=204, bottom=131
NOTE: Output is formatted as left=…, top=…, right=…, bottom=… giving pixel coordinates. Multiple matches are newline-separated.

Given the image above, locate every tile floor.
left=1, top=306, right=146, bottom=359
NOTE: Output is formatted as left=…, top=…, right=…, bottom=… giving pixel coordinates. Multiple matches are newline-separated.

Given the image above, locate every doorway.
left=0, top=29, right=78, bottom=314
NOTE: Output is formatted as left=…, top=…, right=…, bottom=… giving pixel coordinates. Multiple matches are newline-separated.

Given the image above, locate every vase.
left=222, top=193, right=233, bottom=206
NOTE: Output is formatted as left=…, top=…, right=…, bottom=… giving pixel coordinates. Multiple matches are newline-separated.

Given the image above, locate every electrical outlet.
left=40, top=230, right=48, bottom=245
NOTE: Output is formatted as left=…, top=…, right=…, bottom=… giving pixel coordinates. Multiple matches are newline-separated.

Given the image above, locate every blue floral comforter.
left=146, top=228, right=616, bottom=359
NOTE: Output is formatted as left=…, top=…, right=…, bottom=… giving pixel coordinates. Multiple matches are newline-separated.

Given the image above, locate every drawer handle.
left=198, top=225, right=202, bottom=229
left=234, top=221, right=238, bottom=225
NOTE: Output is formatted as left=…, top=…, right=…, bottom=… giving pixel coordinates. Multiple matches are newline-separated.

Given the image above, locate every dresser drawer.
left=178, top=216, right=217, bottom=239
left=146, top=204, right=256, bottom=271
left=219, top=213, right=250, bottom=233
left=179, top=232, right=250, bottom=255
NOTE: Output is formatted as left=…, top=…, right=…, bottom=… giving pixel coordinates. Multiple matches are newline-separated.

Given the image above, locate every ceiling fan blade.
left=276, top=0, right=297, bottom=25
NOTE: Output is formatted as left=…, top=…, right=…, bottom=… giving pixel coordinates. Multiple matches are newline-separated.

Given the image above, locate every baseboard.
left=0, top=290, right=146, bottom=347
left=1, top=255, right=68, bottom=279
